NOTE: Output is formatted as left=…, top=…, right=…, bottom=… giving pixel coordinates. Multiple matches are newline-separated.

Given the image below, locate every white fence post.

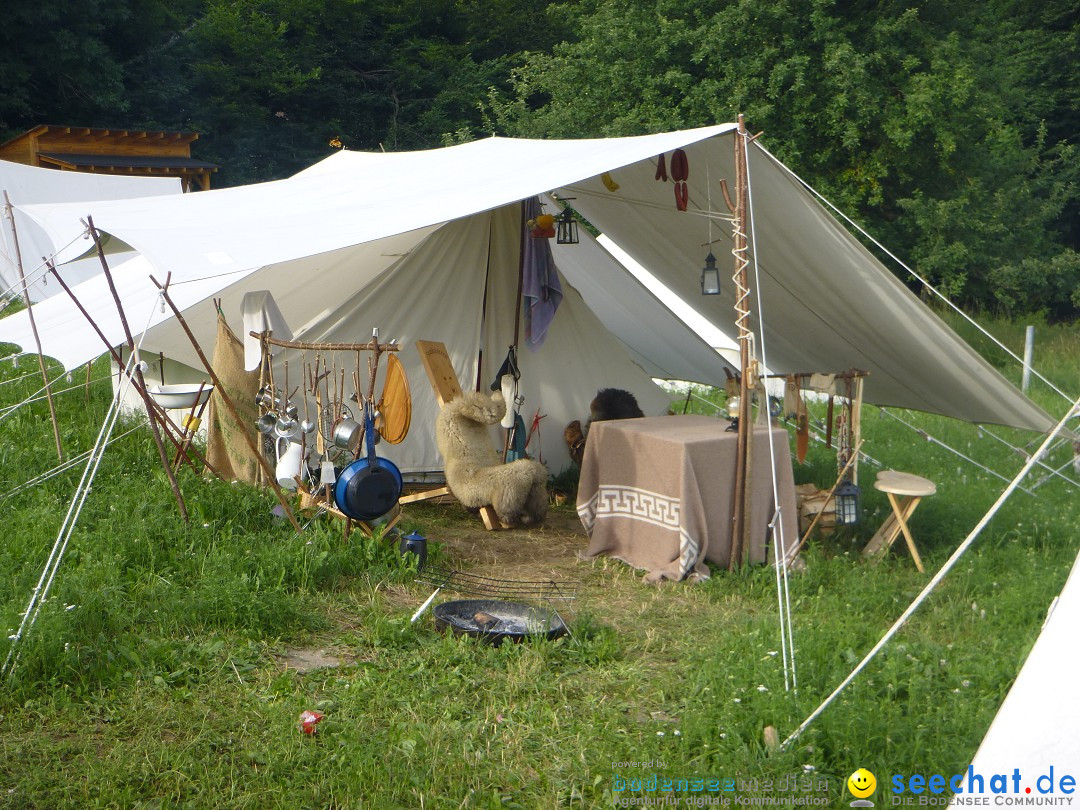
left=1021, top=325, right=1035, bottom=392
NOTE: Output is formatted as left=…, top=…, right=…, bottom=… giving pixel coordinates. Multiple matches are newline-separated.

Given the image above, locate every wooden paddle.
left=377, top=353, right=412, bottom=444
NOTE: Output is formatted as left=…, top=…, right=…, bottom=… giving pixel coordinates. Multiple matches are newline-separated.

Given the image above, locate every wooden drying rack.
left=252, top=331, right=402, bottom=539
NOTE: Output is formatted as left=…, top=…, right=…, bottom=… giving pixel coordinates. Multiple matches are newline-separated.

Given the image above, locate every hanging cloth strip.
left=505, top=412, right=528, bottom=461
left=521, top=197, right=563, bottom=349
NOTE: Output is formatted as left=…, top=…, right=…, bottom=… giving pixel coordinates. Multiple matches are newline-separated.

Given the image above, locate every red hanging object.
left=670, top=148, right=689, bottom=181
left=654, top=153, right=668, bottom=181
left=670, top=149, right=690, bottom=210
left=675, top=182, right=689, bottom=211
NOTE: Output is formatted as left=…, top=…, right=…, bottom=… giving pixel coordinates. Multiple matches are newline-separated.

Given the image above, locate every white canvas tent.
left=0, top=159, right=181, bottom=302
left=948, top=548, right=1080, bottom=806
left=0, top=124, right=1055, bottom=475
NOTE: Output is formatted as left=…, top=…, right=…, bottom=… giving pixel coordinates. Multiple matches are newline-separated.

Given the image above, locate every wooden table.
left=576, top=415, right=799, bottom=582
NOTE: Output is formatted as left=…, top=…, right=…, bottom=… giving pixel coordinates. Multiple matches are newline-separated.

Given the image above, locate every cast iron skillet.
left=334, top=401, right=402, bottom=521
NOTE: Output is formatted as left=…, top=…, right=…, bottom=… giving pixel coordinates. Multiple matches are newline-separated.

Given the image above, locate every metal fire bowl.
left=433, top=599, right=567, bottom=646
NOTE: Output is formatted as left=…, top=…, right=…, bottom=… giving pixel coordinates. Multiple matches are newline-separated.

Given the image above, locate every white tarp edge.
left=949, top=548, right=1080, bottom=806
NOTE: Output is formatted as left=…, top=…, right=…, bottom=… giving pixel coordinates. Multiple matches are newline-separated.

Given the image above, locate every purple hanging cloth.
left=522, top=197, right=563, bottom=349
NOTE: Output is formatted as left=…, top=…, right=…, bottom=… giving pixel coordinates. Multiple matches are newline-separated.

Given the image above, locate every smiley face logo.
left=847, top=768, right=876, bottom=799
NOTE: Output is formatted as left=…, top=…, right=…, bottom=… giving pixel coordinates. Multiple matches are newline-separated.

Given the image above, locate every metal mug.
left=256, top=387, right=299, bottom=420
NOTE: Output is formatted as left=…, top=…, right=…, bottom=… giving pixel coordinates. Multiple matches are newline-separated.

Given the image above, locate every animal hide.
left=436, top=390, right=548, bottom=527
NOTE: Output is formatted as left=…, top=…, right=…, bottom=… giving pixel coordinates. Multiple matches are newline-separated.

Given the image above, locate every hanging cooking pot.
left=332, top=416, right=362, bottom=453
left=334, top=400, right=403, bottom=521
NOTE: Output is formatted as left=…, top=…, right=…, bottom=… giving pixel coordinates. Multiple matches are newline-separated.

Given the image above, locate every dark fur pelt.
left=590, top=388, right=645, bottom=422
left=565, top=388, right=644, bottom=465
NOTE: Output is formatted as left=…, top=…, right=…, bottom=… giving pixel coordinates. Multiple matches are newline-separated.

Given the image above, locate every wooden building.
left=0, top=125, right=218, bottom=191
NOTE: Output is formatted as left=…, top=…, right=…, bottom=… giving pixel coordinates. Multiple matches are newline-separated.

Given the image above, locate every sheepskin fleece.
left=435, top=390, right=548, bottom=527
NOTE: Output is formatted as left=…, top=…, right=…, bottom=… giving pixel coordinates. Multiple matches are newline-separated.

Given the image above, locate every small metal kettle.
left=398, top=531, right=427, bottom=572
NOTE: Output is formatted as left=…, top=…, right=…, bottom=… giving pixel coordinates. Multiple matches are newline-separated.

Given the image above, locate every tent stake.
left=87, top=217, right=188, bottom=522
left=3, top=191, right=63, bottom=462
left=151, top=276, right=304, bottom=533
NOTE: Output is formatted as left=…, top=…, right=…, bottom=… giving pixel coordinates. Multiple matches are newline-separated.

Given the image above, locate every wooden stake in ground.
left=87, top=217, right=189, bottom=522
left=3, top=191, right=63, bottom=461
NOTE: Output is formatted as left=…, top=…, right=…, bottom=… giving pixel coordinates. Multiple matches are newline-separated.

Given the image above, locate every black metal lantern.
left=835, top=478, right=862, bottom=525
left=701, top=251, right=720, bottom=295
left=555, top=207, right=579, bottom=244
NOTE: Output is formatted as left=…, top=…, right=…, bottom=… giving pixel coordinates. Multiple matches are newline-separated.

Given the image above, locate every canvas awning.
left=0, top=158, right=182, bottom=302
left=0, top=125, right=1056, bottom=472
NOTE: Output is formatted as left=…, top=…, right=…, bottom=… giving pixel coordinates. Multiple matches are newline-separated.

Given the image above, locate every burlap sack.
left=206, top=313, right=260, bottom=482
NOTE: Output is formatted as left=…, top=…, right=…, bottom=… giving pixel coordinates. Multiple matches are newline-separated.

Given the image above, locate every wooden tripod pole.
left=729, top=115, right=755, bottom=571
left=151, top=276, right=304, bottom=533
left=45, top=259, right=224, bottom=483
left=87, top=217, right=188, bottom=522
left=3, top=191, right=63, bottom=461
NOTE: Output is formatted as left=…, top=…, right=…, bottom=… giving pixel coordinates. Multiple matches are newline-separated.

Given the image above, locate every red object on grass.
left=299, top=710, right=325, bottom=735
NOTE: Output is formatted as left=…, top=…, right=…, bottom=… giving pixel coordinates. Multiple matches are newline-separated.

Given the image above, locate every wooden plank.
left=416, top=340, right=462, bottom=406
left=479, top=505, right=508, bottom=530
left=414, top=340, right=507, bottom=531
left=398, top=485, right=452, bottom=504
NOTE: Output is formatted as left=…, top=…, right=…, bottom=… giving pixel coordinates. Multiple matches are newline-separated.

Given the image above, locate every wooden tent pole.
left=506, top=202, right=530, bottom=460
left=151, top=276, right=304, bottom=533
left=3, top=191, right=63, bottom=461
left=851, top=375, right=865, bottom=486
left=729, top=115, right=755, bottom=571
left=87, top=217, right=188, bottom=522
left=512, top=200, right=527, bottom=350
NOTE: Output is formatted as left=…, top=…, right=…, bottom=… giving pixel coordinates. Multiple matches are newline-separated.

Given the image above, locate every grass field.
left=0, top=315, right=1077, bottom=809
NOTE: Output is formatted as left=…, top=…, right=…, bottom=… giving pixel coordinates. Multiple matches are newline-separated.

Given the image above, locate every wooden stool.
left=862, top=470, right=936, bottom=572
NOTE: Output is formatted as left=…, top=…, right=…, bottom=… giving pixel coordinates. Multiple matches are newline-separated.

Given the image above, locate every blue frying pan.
left=334, top=401, right=402, bottom=521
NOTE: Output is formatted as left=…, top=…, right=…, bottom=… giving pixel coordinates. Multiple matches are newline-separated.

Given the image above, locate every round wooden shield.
left=377, top=353, right=411, bottom=444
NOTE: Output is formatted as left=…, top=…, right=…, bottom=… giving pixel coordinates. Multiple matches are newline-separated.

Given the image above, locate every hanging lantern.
left=701, top=252, right=720, bottom=295
left=724, top=394, right=740, bottom=432
left=835, top=478, right=862, bottom=525
left=556, top=207, right=579, bottom=244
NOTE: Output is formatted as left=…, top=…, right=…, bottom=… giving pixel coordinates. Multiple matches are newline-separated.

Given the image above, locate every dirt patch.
left=275, top=648, right=343, bottom=673
left=413, top=503, right=590, bottom=582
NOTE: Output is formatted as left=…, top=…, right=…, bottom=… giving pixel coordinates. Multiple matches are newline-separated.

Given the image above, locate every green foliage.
left=0, top=1, right=1075, bottom=315
left=487, top=0, right=1080, bottom=320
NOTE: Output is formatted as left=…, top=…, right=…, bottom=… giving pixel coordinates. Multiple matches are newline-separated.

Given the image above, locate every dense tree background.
left=0, top=0, right=1076, bottom=319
